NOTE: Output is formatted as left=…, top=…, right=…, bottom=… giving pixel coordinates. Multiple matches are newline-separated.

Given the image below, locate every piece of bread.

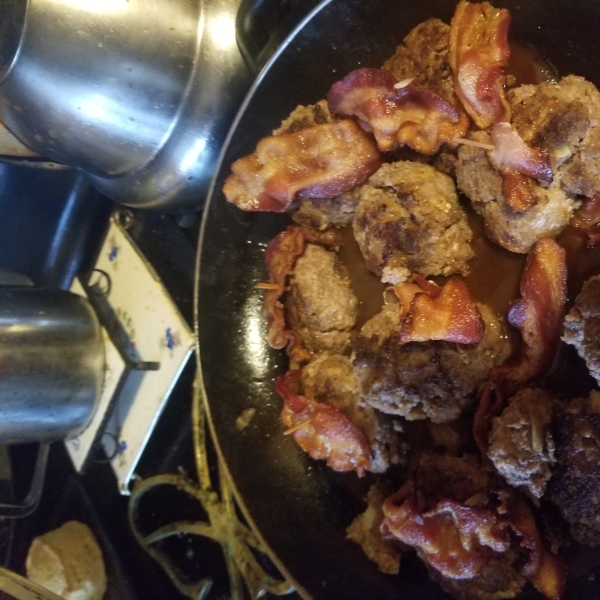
left=25, top=520, right=107, bottom=600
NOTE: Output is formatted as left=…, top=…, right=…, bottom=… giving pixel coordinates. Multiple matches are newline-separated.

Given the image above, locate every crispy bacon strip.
left=393, top=277, right=484, bottom=345
left=223, top=119, right=382, bottom=211
left=493, top=238, right=567, bottom=396
left=502, top=490, right=566, bottom=600
left=276, top=370, right=373, bottom=476
left=327, top=68, right=469, bottom=154
left=571, top=194, right=600, bottom=247
left=449, top=1, right=512, bottom=129
left=490, top=122, right=552, bottom=206
left=382, top=483, right=510, bottom=579
left=502, top=170, right=538, bottom=212
left=263, top=225, right=343, bottom=363
left=491, top=122, right=553, bottom=183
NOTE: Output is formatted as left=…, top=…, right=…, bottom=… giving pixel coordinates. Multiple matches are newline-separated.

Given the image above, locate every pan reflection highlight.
left=54, top=0, right=130, bottom=14
left=242, top=294, right=270, bottom=379
left=207, top=12, right=236, bottom=51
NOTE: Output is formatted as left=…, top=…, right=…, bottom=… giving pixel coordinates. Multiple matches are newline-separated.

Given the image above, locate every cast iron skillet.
left=197, top=0, right=600, bottom=598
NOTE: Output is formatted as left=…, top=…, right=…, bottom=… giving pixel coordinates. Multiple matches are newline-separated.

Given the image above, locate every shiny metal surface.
left=0, top=288, right=104, bottom=445
left=91, top=0, right=253, bottom=210
left=0, top=123, right=37, bottom=159
left=0, top=0, right=252, bottom=211
left=0, top=0, right=199, bottom=176
left=0, top=0, right=27, bottom=81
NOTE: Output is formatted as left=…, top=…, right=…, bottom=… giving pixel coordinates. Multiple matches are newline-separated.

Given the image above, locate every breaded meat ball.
left=456, top=131, right=575, bottom=254
left=291, top=187, right=361, bottom=231
left=353, top=161, right=474, bottom=284
left=509, top=75, right=600, bottom=197
left=382, top=18, right=458, bottom=109
left=563, top=274, right=600, bottom=384
left=352, top=301, right=510, bottom=423
left=547, top=393, right=600, bottom=546
left=273, top=100, right=336, bottom=136
left=488, top=388, right=556, bottom=498
left=455, top=75, right=600, bottom=253
left=301, top=353, right=404, bottom=474
left=285, top=243, right=357, bottom=355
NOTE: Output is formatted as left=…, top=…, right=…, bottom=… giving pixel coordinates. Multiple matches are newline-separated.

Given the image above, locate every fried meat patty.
left=353, top=161, right=474, bottom=284
left=301, top=353, right=403, bottom=474
left=563, top=274, right=600, bottom=384
left=547, top=394, right=600, bottom=546
left=292, top=187, right=361, bottom=231
left=454, top=75, right=600, bottom=253
left=488, top=388, right=556, bottom=498
left=352, top=301, right=510, bottom=423
left=456, top=131, right=575, bottom=254
left=382, top=18, right=458, bottom=109
left=285, top=243, right=357, bottom=354
left=510, top=75, right=600, bottom=197
left=415, top=453, right=490, bottom=503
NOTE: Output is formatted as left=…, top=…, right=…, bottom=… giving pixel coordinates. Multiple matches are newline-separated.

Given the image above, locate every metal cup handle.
left=0, top=444, right=49, bottom=519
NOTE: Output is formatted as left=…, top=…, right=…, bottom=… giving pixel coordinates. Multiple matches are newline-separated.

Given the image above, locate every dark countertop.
left=0, top=164, right=206, bottom=599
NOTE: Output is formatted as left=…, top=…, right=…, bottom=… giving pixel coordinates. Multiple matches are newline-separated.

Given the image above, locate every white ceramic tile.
left=64, top=278, right=126, bottom=472
left=72, top=217, right=194, bottom=493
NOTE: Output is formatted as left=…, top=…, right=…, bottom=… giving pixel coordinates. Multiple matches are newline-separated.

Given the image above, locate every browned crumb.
left=347, top=482, right=402, bottom=574
left=353, top=161, right=474, bottom=284
left=488, top=388, right=556, bottom=498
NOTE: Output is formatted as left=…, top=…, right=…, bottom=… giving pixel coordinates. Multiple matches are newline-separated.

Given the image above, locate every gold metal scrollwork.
left=128, top=375, right=295, bottom=600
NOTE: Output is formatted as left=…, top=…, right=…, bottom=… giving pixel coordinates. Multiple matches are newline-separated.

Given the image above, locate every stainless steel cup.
left=0, top=287, right=104, bottom=445
left=0, top=0, right=250, bottom=211
left=0, top=0, right=199, bottom=178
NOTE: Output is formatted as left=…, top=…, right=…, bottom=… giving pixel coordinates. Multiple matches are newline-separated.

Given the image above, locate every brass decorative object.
left=128, top=374, right=295, bottom=600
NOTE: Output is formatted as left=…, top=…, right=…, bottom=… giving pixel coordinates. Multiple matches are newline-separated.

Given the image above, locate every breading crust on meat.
left=456, top=75, right=600, bottom=253
left=382, top=18, right=458, bottom=109
left=285, top=243, right=357, bottom=355
left=353, top=161, right=474, bottom=284
left=301, top=353, right=404, bottom=474
left=456, top=131, right=575, bottom=254
left=352, top=301, right=510, bottom=423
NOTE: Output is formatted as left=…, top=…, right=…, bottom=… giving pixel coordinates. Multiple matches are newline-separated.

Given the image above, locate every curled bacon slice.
left=502, top=490, right=566, bottom=600
left=223, top=119, right=382, bottom=212
left=382, top=483, right=510, bottom=579
left=493, top=238, right=567, bottom=396
left=490, top=122, right=553, bottom=207
left=491, top=122, right=553, bottom=183
left=502, top=170, right=538, bottom=213
left=264, top=225, right=343, bottom=363
left=393, top=277, right=484, bottom=345
left=327, top=68, right=469, bottom=154
left=449, top=1, right=511, bottom=129
left=276, top=370, right=373, bottom=476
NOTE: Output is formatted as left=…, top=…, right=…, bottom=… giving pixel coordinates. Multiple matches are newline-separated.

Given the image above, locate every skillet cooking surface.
left=197, top=0, right=600, bottom=597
